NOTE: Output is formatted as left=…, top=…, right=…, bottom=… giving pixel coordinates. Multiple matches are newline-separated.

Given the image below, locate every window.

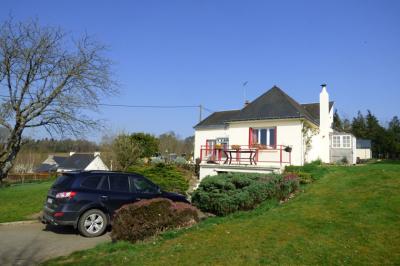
left=332, top=135, right=351, bottom=149
left=80, top=176, right=102, bottom=189
left=332, top=136, right=341, bottom=148
left=131, top=177, right=158, bottom=194
left=251, top=128, right=276, bottom=147
left=206, top=139, right=216, bottom=150
left=343, top=136, right=351, bottom=148
left=206, top=139, right=216, bottom=156
left=216, top=138, right=229, bottom=149
left=109, top=175, right=130, bottom=192
left=52, top=175, right=75, bottom=189
left=99, top=176, right=109, bottom=190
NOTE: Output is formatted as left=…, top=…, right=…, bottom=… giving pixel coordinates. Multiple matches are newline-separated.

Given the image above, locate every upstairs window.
left=251, top=128, right=276, bottom=147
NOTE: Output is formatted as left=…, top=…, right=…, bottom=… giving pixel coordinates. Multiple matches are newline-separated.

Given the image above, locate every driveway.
left=0, top=222, right=109, bottom=266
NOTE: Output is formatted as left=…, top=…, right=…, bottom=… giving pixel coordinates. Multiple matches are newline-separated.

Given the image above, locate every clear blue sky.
left=1, top=0, right=399, bottom=141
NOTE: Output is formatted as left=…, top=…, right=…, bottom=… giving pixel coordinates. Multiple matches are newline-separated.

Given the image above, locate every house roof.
left=36, top=163, right=58, bottom=173
left=194, top=110, right=240, bottom=128
left=302, top=102, right=334, bottom=122
left=194, top=86, right=335, bottom=129
left=53, top=156, right=67, bottom=165
left=229, top=86, right=319, bottom=124
left=35, top=155, right=67, bottom=173
left=58, top=153, right=96, bottom=170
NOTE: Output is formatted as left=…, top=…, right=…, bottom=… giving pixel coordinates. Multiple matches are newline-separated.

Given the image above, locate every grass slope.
left=0, top=181, right=52, bottom=223
left=45, top=163, right=400, bottom=265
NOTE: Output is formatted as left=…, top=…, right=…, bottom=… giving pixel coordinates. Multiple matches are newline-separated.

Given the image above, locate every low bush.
left=191, top=173, right=299, bottom=216
left=285, top=172, right=314, bottom=184
left=111, top=198, right=199, bottom=243
left=285, top=161, right=328, bottom=180
left=128, top=164, right=189, bottom=194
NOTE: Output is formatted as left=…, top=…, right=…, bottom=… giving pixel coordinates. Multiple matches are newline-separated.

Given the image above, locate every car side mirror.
left=157, top=187, right=162, bottom=194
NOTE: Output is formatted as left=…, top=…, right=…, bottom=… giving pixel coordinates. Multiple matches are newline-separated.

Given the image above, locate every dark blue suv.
left=42, top=171, right=189, bottom=237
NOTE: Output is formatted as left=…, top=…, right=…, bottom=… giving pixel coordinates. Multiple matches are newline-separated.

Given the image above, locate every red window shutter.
left=249, top=127, right=253, bottom=146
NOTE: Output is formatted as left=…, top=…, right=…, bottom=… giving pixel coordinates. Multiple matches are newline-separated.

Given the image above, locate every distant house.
left=356, top=139, right=372, bottom=160
left=36, top=155, right=67, bottom=172
left=36, top=152, right=109, bottom=173
left=194, top=85, right=357, bottom=179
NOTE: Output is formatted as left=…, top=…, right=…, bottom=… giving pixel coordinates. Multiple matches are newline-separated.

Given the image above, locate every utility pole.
left=199, top=104, right=203, bottom=122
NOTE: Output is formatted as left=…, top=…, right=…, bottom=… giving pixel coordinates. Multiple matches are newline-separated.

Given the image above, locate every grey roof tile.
left=58, top=154, right=95, bottom=170
left=194, top=110, right=240, bottom=129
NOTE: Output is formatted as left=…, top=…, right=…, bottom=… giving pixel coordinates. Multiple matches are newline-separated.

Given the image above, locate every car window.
left=80, top=176, right=102, bottom=189
left=99, top=176, right=109, bottom=191
left=131, top=177, right=158, bottom=194
left=109, top=175, right=130, bottom=192
left=52, top=175, right=75, bottom=189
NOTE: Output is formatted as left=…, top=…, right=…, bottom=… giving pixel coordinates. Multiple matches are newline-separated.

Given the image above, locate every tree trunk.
left=0, top=127, right=23, bottom=182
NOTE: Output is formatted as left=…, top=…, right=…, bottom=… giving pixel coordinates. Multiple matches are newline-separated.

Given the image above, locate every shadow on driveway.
left=0, top=222, right=109, bottom=266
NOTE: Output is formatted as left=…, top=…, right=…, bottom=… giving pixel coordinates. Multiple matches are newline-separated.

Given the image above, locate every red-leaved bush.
left=111, top=198, right=199, bottom=243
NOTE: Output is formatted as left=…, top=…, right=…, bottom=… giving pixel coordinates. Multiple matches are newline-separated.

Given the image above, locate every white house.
left=36, top=152, right=109, bottom=173
left=194, top=85, right=356, bottom=179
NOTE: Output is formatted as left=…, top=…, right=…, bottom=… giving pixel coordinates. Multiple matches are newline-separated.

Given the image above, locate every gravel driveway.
left=0, top=222, right=109, bottom=266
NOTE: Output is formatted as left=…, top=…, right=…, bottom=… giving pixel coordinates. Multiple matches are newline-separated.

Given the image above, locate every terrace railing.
left=199, top=144, right=292, bottom=166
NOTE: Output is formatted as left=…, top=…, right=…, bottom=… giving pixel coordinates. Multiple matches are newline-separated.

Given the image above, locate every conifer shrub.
left=191, top=173, right=299, bottom=216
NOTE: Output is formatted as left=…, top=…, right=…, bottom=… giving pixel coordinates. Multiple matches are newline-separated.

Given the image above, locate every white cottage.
left=36, top=152, right=109, bottom=173
left=194, top=85, right=356, bottom=179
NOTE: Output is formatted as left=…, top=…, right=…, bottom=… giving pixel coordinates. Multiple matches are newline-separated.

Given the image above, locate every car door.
left=99, top=174, right=138, bottom=215
left=129, top=175, right=161, bottom=200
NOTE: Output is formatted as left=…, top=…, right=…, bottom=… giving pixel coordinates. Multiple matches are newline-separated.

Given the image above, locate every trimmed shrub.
left=275, top=174, right=300, bottom=200
left=128, top=164, right=189, bottom=194
left=111, top=198, right=199, bottom=243
left=191, top=173, right=299, bottom=216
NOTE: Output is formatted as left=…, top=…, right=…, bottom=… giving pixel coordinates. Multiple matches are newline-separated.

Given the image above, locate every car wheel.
left=78, top=209, right=108, bottom=237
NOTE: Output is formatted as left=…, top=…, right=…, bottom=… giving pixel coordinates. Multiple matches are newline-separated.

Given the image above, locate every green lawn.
left=0, top=181, right=52, bottom=223
left=43, top=163, right=400, bottom=265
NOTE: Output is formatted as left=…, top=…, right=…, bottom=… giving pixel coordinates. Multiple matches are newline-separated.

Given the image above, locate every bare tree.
left=0, top=18, right=116, bottom=181
left=112, top=134, right=142, bottom=171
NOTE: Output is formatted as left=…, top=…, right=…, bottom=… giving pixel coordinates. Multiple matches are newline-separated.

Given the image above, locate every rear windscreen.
left=52, top=175, right=75, bottom=189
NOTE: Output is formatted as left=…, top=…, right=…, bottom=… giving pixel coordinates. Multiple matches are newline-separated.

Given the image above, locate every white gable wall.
left=84, top=156, right=109, bottom=171
left=42, top=155, right=58, bottom=166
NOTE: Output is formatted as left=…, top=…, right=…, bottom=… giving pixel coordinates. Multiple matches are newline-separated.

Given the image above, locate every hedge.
left=191, top=173, right=299, bottom=216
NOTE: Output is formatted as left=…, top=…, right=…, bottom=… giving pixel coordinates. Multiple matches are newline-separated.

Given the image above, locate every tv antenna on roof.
left=243, top=81, right=249, bottom=106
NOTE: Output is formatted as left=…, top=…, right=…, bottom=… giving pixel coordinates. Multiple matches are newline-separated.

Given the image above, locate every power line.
left=0, top=94, right=201, bottom=109
left=0, top=94, right=216, bottom=121
left=97, top=103, right=200, bottom=109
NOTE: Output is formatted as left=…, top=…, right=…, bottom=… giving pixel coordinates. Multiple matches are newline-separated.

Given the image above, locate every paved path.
left=0, top=222, right=109, bottom=266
